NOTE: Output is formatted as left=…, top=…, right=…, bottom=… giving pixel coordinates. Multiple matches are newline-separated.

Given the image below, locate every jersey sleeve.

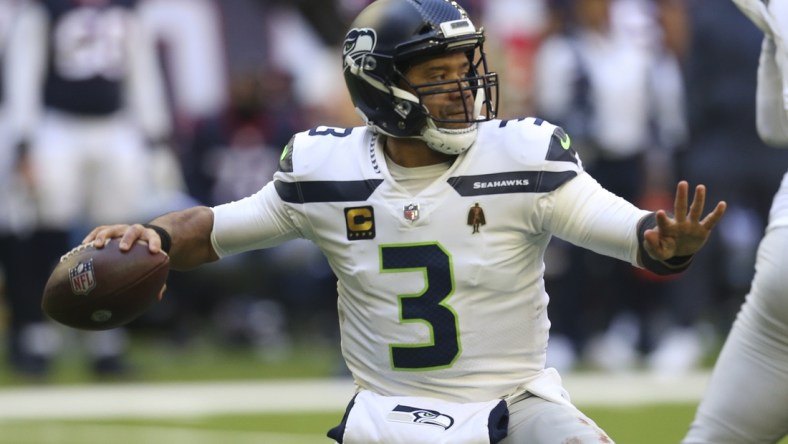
left=209, top=127, right=357, bottom=257
left=210, top=181, right=302, bottom=258
left=544, top=171, right=650, bottom=266
left=209, top=135, right=308, bottom=257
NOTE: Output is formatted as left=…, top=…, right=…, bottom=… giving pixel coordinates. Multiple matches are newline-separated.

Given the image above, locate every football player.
left=84, top=0, right=726, bottom=442
left=6, top=0, right=171, bottom=375
left=0, top=0, right=44, bottom=376
left=683, top=0, right=788, bottom=442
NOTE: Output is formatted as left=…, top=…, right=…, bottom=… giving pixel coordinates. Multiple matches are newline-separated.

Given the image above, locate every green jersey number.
left=380, top=243, right=461, bottom=370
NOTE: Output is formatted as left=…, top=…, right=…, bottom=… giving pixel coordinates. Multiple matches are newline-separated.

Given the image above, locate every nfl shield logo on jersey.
left=69, top=259, right=96, bottom=295
left=403, top=203, right=420, bottom=221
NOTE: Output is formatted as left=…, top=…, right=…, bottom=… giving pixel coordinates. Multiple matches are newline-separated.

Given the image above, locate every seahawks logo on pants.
left=386, top=404, right=455, bottom=430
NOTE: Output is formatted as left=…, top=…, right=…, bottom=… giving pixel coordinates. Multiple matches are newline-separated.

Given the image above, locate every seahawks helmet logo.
left=343, top=28, right=377, bottom=69
left=386, top=404, right=455, bottom=430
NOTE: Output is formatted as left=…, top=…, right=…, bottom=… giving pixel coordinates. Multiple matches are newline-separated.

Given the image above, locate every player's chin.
left=438, top=119, right=473, bottom=130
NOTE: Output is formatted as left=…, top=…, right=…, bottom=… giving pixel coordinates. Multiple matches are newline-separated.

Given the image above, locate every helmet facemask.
left=395, top=47, right=498, bottom=155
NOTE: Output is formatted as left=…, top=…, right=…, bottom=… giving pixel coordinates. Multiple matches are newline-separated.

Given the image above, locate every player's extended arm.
left=84, top=206, right=219, bottom=271
left=640, top=181, right=727, bottom=265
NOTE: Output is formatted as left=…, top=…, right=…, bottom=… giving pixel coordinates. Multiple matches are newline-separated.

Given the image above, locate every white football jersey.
left=211, top=118, right=649, bottom=402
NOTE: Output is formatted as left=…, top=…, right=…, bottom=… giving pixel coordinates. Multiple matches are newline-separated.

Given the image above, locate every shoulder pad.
left=490, top=118, right=580, bottom=166
left=546, top=126, right=580, bottom=166
left=276, top=126, right=362, bottom=178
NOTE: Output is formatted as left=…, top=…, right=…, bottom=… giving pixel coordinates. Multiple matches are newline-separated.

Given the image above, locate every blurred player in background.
left=0, top=0, right=44, bottom=376
left=137, top=0, right=226, bottom=208
left=81, top=1, right=726, bottom=442
left=4, top=0, right=172, bottom=376
left=683, top=0, right=788, bottom=442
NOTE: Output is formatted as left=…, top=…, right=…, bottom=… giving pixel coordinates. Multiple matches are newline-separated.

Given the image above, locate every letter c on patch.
left=345, top=206, right=376, bottom=240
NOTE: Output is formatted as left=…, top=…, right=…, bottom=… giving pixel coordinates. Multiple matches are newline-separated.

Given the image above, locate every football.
left=42, top=239, right=170, bottom=331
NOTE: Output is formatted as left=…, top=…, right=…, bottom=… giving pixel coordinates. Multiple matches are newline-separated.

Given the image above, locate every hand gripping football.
left=42, top=239, right=170, bottom=331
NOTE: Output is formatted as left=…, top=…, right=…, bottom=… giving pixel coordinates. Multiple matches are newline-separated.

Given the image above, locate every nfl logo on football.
left=69, top=259, right=96, bottom=295
left=404, top=203, right=420, bottom=222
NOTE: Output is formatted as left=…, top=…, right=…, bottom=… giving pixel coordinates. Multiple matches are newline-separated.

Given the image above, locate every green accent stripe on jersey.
left=274, top=179, right=384, bottom=203
left=546, top=128, right=579, bottom=165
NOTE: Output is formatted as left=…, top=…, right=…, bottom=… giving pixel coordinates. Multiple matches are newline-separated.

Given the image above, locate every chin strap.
left=419, top=87, right=487, bottom=155
left=421, top=122, right=478, bottom=155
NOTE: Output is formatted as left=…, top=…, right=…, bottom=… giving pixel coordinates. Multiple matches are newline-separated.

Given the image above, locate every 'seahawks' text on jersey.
left=211, top=118, right=649, bottom=402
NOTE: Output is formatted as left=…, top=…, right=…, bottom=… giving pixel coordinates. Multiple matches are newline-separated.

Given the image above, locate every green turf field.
left=0, top=333, right=343, bottom=385
left=1, top=335, right=786, bottom=443
left=0, top=406, right=691, bottom=444
left=3, top=406, right=787, bottom=444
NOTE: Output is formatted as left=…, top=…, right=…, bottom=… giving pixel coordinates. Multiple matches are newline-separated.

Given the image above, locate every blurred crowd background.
left=1, top=0, right=786, bottom=381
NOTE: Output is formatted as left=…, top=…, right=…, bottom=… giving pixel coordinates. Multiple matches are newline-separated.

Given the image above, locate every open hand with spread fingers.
left=642, top=181, right=727, bottom=261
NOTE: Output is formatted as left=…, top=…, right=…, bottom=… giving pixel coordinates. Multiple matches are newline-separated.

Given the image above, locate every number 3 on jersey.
left=381, top=243, right=461, bottom=370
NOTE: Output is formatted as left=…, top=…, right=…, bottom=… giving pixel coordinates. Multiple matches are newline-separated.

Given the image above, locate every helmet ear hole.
left=394, top=101, right=412, bottom=119
left=363, top=56, right=377, bottom=71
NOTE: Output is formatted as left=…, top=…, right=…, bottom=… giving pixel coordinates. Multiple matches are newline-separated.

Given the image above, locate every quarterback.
left=83, top=1, right=726, bottom=443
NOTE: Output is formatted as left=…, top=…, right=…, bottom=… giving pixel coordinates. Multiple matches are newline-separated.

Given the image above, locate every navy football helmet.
left=342, top=0, right=498, bottom=154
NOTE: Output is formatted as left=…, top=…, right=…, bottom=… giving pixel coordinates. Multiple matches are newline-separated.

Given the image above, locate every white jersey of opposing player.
left=211, top=118, right=649, bottom=402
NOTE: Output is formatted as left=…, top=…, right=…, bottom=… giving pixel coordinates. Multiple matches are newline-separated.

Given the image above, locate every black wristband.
left=143, top=224, right=172, bottom=254
left=664, top=254, right=694, bottom=266
left=636, top=212, right=694, bottom=275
